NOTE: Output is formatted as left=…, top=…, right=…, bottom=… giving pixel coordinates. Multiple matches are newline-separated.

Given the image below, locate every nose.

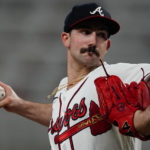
left=88, top=32, right=97, bottom=47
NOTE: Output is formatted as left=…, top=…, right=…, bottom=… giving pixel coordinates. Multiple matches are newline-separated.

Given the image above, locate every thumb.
left=0, top=97, right=11, bottom=108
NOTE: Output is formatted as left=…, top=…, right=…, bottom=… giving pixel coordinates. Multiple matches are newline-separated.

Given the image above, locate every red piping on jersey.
left=52, top=77, right=88, bottom=150
left=66, top=78, right=88, bottom=110
left=65, top=78, right=88, bottom=150
left=57, top=95, right=62, bottom=150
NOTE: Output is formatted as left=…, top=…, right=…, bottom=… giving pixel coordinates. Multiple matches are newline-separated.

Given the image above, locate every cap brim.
left=70, top=15, right=120, bottom=35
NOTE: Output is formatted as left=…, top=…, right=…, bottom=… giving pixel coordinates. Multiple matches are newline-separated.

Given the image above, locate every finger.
left=0, top=98, right=10, bottom=108
left=0, top=81, right=8, bottom=87
left=0, top=81, right=13, bottom=96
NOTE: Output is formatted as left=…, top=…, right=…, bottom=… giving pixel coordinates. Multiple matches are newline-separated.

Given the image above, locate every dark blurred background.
left=0, top=0, right=149, bottom=150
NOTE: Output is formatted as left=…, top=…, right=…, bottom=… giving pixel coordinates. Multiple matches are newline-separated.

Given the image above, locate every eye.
left=80, top=29, right=92, bottom=35
left=97, top=32, right=108, bottom=40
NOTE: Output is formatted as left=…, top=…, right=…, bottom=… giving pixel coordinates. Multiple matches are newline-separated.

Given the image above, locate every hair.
left=47, top=73, right=87, bottom=100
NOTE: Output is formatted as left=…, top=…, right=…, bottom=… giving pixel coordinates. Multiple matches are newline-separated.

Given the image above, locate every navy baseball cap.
left=64, top=3, right=120, bottom=35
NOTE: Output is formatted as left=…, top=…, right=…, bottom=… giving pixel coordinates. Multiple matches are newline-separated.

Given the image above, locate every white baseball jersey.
left=48, top=62, right=150, bottom=150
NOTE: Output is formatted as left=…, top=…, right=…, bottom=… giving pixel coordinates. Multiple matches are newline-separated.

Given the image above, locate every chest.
left=49, top=78, right=112, bottom=146
left=51, top=78, right=99, bottom=128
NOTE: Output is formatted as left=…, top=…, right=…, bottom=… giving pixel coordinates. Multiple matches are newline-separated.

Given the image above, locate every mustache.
left=80, top=46, right=100, bottom=57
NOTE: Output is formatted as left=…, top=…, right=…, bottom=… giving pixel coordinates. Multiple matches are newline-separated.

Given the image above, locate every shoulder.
left=89, top=62, right=139, bottom=77
left=90, top=62, right=150, bottom=83
left=108, top=62, right=150, bottom=71
left=59, top=77, right=68, bottom=86
left=109, top=63, right=150, bottom=81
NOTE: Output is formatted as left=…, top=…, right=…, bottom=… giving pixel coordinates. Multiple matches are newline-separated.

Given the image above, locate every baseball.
left=0, top=86, right=6, bottom=100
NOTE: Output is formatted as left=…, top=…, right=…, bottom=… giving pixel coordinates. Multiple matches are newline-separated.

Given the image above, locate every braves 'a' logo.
left=90, top=6, right=104, bottom=16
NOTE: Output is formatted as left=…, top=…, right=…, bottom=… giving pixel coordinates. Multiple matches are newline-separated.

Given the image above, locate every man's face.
left=62, top=21, right=111, bottom=69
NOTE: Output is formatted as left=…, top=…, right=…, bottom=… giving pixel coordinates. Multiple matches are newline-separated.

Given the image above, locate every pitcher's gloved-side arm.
left=95, top=61, right=150, bottom=140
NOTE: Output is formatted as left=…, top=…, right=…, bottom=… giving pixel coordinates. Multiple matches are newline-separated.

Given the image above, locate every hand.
left=0, top=81, right=22, bottom=112
left=0, top=81, right=52, bottom=126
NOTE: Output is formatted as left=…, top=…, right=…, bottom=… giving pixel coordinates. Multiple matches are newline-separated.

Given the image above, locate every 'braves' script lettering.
left=50, top=98, right=87, bottom=134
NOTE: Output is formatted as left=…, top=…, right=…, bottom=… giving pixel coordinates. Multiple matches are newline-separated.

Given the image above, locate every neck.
left=67, top=59, right=96, bottom=90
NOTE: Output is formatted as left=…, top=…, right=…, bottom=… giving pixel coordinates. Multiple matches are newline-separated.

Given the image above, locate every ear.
left=106, top=39, right=111, bottom=51
left=61, top=32, right=70, bottom=48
